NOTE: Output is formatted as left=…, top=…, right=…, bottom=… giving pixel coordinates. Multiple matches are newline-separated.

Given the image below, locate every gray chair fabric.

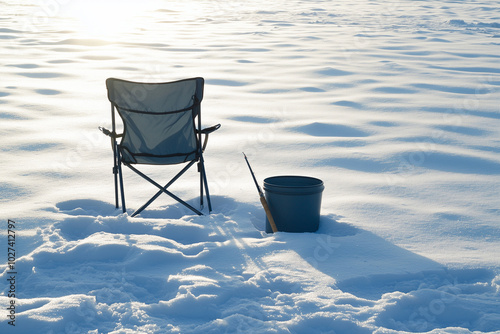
left=106, top=78, right=203, bottom=165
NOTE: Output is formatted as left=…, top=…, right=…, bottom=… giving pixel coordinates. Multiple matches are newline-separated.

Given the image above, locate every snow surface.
left=1, top=0, right=500, bottom=333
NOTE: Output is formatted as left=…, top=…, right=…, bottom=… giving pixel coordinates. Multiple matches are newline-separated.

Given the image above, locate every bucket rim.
left=263, top=175, right=324, bottom=188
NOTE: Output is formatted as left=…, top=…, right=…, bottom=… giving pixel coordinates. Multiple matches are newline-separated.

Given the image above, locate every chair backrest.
left=106, top=77, right=204, bottom=165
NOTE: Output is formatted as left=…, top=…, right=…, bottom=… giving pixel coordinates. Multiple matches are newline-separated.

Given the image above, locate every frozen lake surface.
left=1, top=0, right=499, bottom=332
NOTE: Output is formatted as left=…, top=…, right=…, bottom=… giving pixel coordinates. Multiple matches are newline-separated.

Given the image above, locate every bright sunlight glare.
left=61, top=0, right=160, bottom=38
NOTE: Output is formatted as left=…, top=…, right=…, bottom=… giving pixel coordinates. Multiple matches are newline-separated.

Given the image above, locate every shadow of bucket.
left=264, top=176, right=324, bottom=233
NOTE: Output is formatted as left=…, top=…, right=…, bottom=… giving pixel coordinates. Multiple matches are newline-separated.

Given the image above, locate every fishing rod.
left=243, top=152, right=278, bottom=233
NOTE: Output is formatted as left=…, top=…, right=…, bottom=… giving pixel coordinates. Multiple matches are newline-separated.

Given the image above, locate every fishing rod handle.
left=260, top=195, right=278, bottom=233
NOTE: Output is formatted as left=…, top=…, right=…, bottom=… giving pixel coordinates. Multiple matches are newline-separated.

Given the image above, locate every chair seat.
left=120, top=150, right=198, bottom=165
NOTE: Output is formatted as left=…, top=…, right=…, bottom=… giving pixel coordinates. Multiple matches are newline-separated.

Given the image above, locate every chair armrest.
left=198, top=124, right=220, bottom=152
left=199, top=124, right=221, bottom=134
left=99, top=126, right=123, bottom=138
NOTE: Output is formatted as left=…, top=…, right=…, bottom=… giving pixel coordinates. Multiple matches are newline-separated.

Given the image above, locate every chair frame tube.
left=123, top=161, right=203, bottom=216
left=130, top=159, right=197, bottom=217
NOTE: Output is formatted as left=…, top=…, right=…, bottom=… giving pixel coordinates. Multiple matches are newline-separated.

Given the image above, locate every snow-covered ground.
left=1, top=0, right=499, bottom=333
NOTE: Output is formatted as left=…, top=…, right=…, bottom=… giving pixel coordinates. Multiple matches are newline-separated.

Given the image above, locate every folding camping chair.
left=100, top=77, right=220, bottom=216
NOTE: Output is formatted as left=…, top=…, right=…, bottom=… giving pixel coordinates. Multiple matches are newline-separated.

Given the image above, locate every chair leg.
left=112, top=139, right=119, bottom=209
left=116, top=143, right=126, bottom=213
left=204, top=172, right=212, bottom=213
left=113, top=168, right=119, bottom=208
left=199, top=156, right=212, bottom=212
left=199, top=162, right=204, bottom=210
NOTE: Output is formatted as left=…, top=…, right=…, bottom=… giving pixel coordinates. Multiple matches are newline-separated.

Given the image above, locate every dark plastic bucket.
left=263, top=176, right=324, bottom=233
